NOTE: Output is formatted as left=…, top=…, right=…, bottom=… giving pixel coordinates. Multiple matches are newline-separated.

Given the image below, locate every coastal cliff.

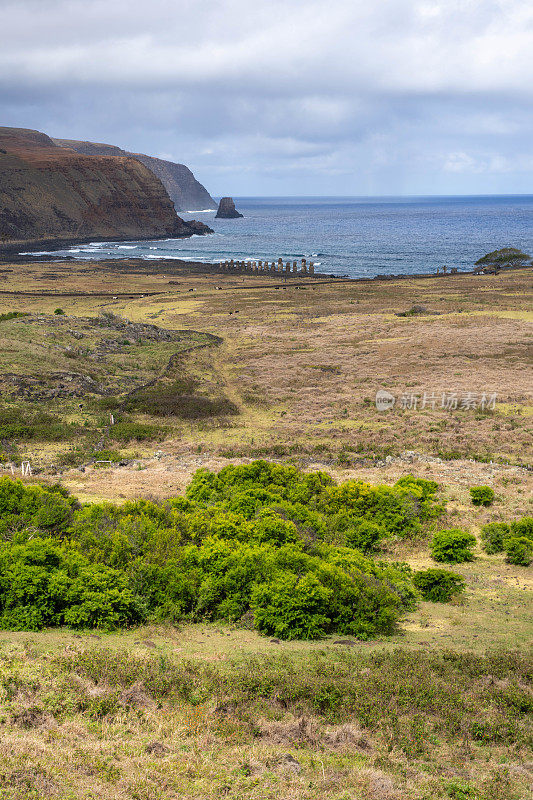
left=0, top=127, right=212, bottom=247
left=54, top=139, right=217, bottom=212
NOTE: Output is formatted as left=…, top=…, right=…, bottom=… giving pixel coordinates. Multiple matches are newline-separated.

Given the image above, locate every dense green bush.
left=504, top=537, right=532, bottom=567
left=469, top=486, right=495, bottom=506
left=510, top=516, right=533, bottom=540
left=0, top=476, right=75, bottom=539
left=413, top=568, right=465, bottom=602
left=0, top=462, right=444, bottom=638
left=0, top=538, right=145, bottom=630
left=481, top=522, right=510, bottom=554
left=431, top=529, right=477, bottom=563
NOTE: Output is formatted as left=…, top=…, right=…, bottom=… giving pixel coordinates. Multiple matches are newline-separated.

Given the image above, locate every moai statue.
left=301, top=258, right=307, bottom=274
left=285, top=261, right=291, bottom=272
left=230, top=259, right=235, bottom=269
left=293, top=261, right=297, bottom=273
left=443, top=265, right=447, bottom=274
left=278, top=257, right=283, bottom=270
left=258, top=260, right=263, bottom=270
left=309, top=262, right=315, bottom=275
left=271, top=261, right=276, bottom=272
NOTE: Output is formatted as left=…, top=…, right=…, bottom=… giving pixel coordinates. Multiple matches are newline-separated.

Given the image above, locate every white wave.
left=116, top=245, right=137, bottom=250
left=185, top=209, right=216, bottom=213
left=145, top=254, right=207, bottom=261
left=19, top=250, right=56, bottom=255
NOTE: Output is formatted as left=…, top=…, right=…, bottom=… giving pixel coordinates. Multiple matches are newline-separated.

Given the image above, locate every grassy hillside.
left=0, top=259, right=530, bottom=800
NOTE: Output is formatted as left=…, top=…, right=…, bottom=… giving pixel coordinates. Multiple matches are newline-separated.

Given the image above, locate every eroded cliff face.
left=0, top=127, right=212, bottom=246
left=54, top=138, right=217, bottom=212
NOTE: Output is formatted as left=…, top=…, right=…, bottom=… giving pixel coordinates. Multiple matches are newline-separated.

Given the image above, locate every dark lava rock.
left=215, top=197, right=243, bottom=219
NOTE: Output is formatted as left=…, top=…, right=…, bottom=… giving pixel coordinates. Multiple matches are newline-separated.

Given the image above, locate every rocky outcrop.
left=215, top=197, right=243, bottom=219
left=0, top=127, right=213, bottom=246
left=54, top=139, right=217, bottom=212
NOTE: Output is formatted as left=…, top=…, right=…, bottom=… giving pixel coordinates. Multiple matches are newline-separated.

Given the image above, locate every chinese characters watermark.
left=375, top=389, right=497, bottom=412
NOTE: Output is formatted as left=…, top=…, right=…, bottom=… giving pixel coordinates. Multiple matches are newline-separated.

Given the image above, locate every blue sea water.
left=22, top=195, right=533, bottom=279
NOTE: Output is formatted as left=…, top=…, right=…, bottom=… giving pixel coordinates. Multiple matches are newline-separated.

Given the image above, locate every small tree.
left=413, top=568, right=465, bottom=602
left=510, top=517, right=533, bottom=540
left=475, top=248, right=531, bottom=270
left=470, top=486, right=495, bottom=507
left=504, top=537, right=533, bottom=567
left=481, top=522, right=510, bottom=554
left=431, top=529, right=477, bottom=563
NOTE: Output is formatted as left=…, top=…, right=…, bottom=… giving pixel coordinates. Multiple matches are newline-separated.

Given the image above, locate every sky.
left=1, top=0, right=533, bottom=196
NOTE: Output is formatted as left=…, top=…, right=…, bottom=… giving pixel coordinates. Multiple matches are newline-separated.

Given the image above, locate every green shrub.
left=54, top=308, right=66, bottom=315
left=0, top=311, right=29, bottom=322
left=251, top=571, right=332, bottom=640
left=0, top=539, right=145, bottom=630
left=413, top=568, right=465, bottom=602
left=431, top=529, right=476, bottom=563
left=0, top=463, right=446, bottom=639
left=343, top=519, right=387, bottom=552
left=504, top=537, right=532, bottom=567
left=0, top=476, right=75, bottom=538
left=481, top=522, right=510, bottom=554
left=469, top=485, right=495, bottom=506
left=510, top=516, right=533, bottom=540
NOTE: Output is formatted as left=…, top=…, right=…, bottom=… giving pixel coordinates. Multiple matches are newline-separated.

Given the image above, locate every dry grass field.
left=0, top=258, right=531, bottom=800
left=0, top=258, right=531, bottom=476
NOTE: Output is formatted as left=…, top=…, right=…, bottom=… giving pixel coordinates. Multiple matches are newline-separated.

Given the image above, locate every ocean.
left=21, top=195, right=533, bottom=279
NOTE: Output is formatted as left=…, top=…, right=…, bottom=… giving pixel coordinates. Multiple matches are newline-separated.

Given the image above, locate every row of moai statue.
left=436, top=266, right=458, bottom=275
left=218, top=257, right=315, bottom=275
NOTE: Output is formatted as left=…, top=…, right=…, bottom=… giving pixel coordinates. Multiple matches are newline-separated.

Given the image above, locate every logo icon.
left=375, top=389, right=395, bottom=412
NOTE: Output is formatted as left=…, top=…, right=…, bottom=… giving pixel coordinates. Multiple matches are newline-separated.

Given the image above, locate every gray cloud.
left=1, top=0, right=532, bottom=194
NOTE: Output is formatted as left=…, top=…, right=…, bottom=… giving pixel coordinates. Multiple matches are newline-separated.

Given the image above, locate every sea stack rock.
left=215, top=197, right=243, bottom=219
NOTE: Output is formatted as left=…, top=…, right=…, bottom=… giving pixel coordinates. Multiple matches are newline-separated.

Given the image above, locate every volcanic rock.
left=215, top=197, right=243, bottom=219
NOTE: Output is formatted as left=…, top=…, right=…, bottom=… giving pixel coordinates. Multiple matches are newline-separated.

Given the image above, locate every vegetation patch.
left=469, top=485, right=495, bottom=506
left=431, top=528, right=477, bottom=563
left=413, top=568, right=465, bottom=602
left=0, top=311, right=29, bottom=322
left=0, top=463, right=447, bottom=638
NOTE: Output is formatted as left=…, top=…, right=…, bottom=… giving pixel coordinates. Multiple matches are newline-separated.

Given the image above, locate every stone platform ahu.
left=218, top=257, right=315, bottom=275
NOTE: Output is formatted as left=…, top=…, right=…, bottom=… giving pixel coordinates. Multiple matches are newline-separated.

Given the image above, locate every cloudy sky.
left=2, top=0, right=533, bottom=196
